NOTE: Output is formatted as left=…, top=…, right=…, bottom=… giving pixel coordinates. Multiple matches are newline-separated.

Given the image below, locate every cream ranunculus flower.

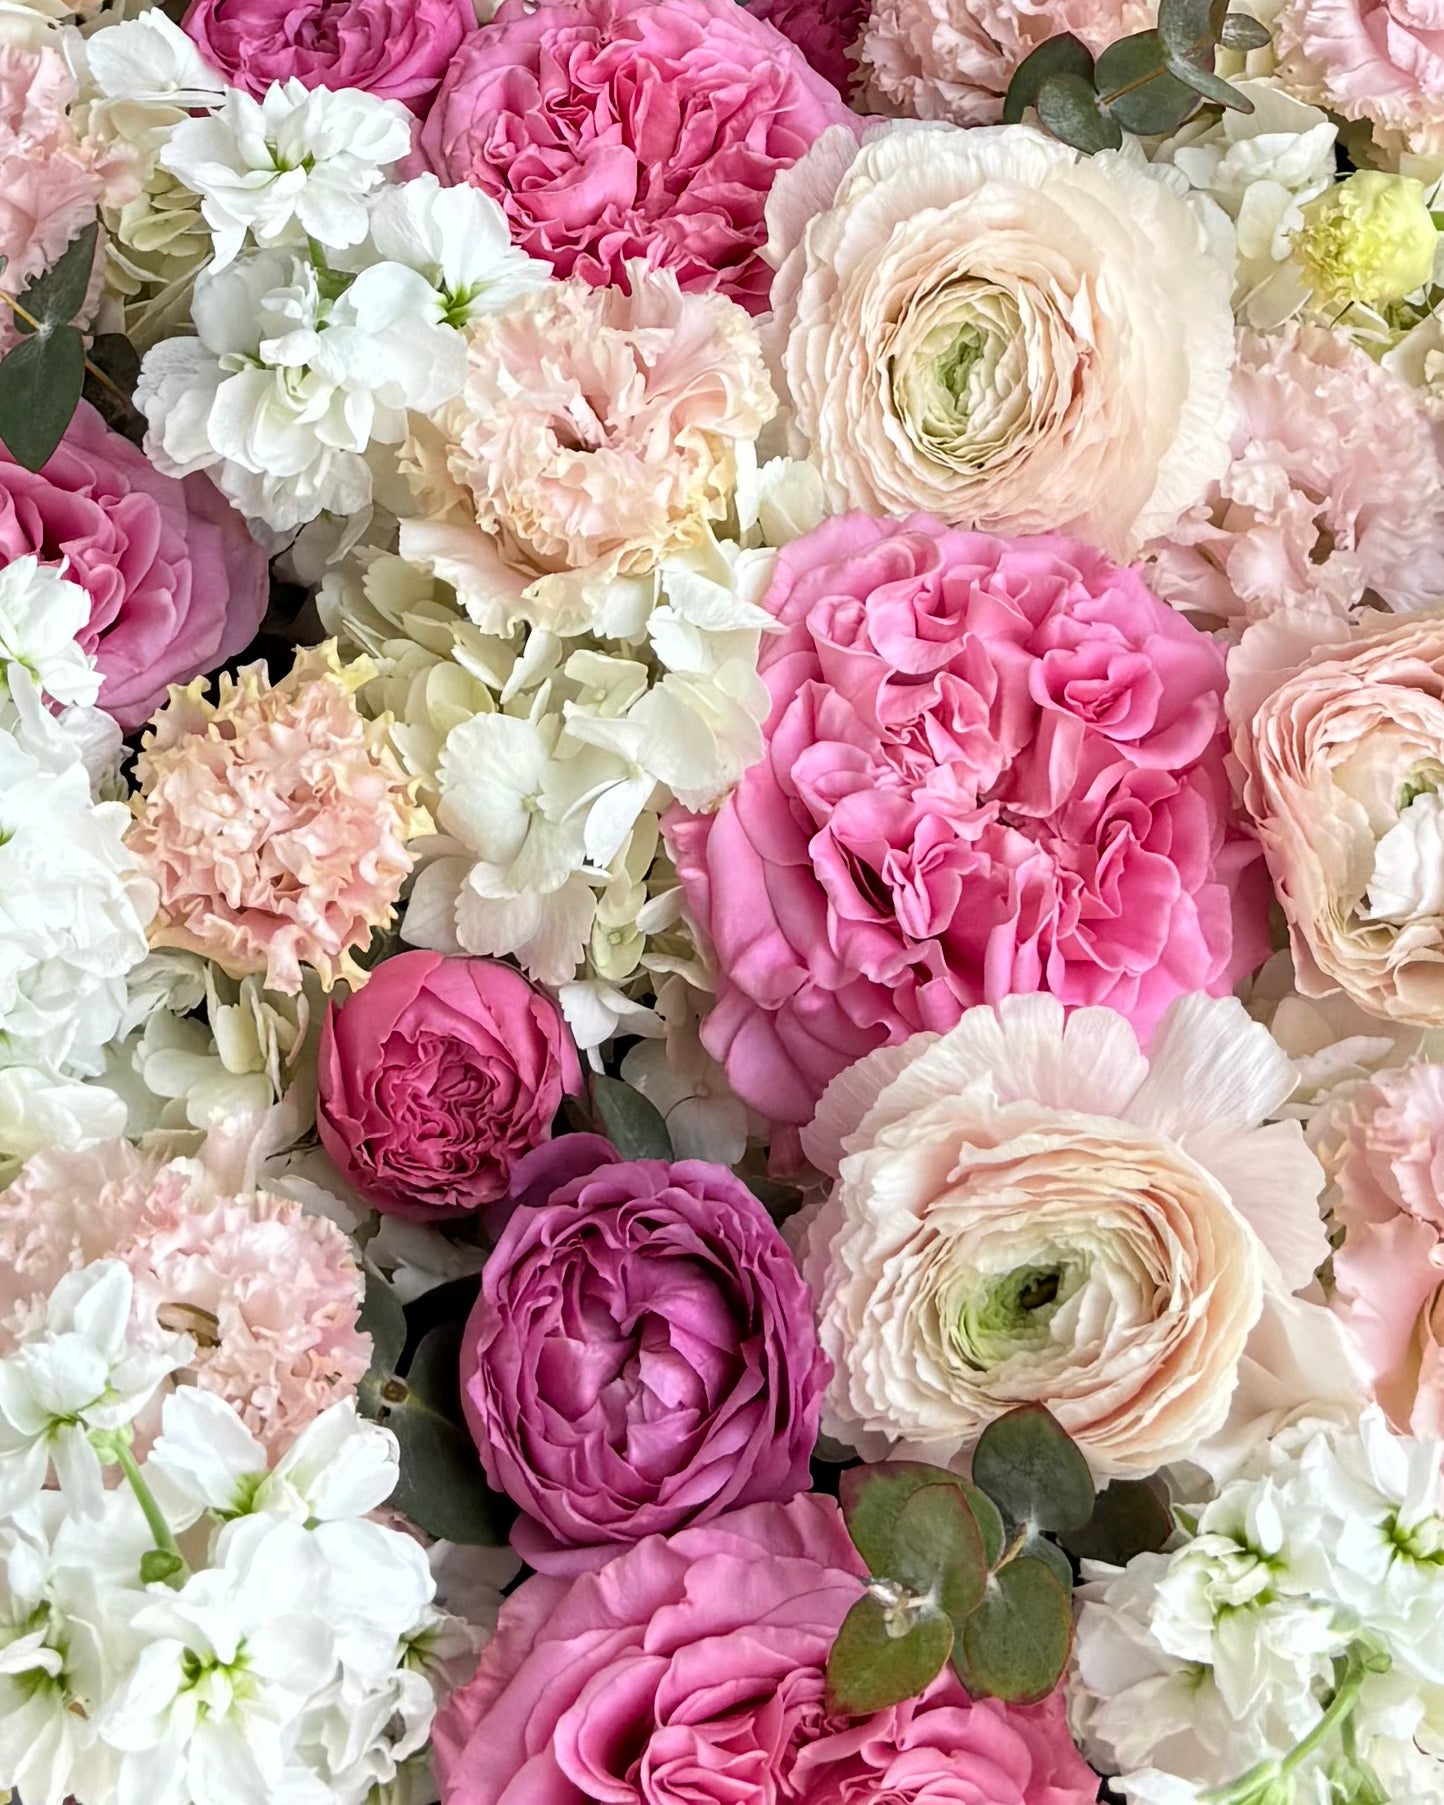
left=798, top=992, right=1332, bottom=1478
left=1231, top=610, right=1444, bottom=1029
left=766, top=121, right=1236, bottom=558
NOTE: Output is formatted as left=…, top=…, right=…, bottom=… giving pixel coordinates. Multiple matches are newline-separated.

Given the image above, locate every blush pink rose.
left=413, top=0, right=858, bottom=314
left=434, top=1492, right=1100, bottom=1805
left=317, top=950, right=582, bottom=1219
left=182, top=0, right=476, bottom=110
left=0, top=402, right=267, bottom=731
left=752, top=0, right=870, bottom=97
left=668, top=514, right=1269, bottom=1127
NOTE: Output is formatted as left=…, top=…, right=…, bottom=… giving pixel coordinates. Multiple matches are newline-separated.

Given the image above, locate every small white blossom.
left=0, top=557, right=100, bottom=712
left=81, top=7, right=227, bottom=108
left=364, top=175, right=551, bottom=328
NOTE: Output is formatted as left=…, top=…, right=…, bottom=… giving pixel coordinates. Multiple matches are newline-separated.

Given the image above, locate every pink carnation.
left=1278, top=0, right=1444, bottom=149
left=128, top=643, right=429, bottom=996
left=752, top=0, right=870, bottom=97
left=1147, top=328, right=1444, bottom=630
left=0, top=402, right=268, bottom=730
left=182, top=0, right=477, bottom=111
left=435, top=1493, right=1099, bottom=1805
left=668, top=514, right=1269, bottom=1128
left=0, top=1137, right=368, bottom=1452
left=858, top=0, right=1154, bottom=124
left=413, top=0, right=858, bottom=314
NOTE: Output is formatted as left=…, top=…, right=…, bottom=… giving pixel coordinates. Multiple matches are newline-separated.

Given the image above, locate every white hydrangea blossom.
left=1073, top=1409, right=1444, bottom=1804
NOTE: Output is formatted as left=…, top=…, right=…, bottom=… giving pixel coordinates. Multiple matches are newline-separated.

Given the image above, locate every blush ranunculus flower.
left=667, top=513, right=1269, bottom=1128
left=766, top=120, right=1235, bottom=559
left=401, top=266, right=775, bottom=635
left=412, top=0, right=858, bottom=315
left=1230, top=610, right=1444, bottom=1029
left=0, top=402, right=267, bottom=731
left=798, top=992, right=1331, bottom=1478
left=316, top=950, right=583, bottom=1220
left=1278, top=0, right=1444, bottom=153
left=434, top=1492, right=1100, bottom=1805
left=182, top=0, right=476, bottom=111
left=459, top=1135, right=829, bottom=1570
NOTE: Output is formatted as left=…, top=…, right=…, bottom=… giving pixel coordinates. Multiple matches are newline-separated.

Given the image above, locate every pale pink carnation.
left=1278, top=0, right=1444, bottom=152
left=402, top=266, right=775, bottom=635
left=1147, top=327, right=1444, bottom=631
left=859, top=0, right=1155, bottom=124
left=129, top=642, right=429, bottom=995
left=1315, top=1064, right=1444, bottom=1437
left=0, top=1137, right=368, bottom=1452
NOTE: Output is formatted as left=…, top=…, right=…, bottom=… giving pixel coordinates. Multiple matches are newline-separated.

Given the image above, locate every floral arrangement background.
left=3, top=0, right=1444, bottom=1798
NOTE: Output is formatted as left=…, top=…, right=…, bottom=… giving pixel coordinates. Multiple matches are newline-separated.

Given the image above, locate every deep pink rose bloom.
left=316, top=951, right=582, bottom=1220
left=751, top=0, right=868, bottom=97
left=182, top=0, right=477, bottom=109
left=413, top=0, right=858, bottom=314
left=434, top=1493, right=1100, bottom=1805
left=668, top=514, right=1269, bottom=1127
left=460, top=1135, right=829, bottom=1571
left=0, top=402, right=267, bottom=731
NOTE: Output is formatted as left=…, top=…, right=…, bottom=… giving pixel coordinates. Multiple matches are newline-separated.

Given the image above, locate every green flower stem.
left=0, top=290, right=129, bottom=404
left=96, top=1431, right=189, bottom=1587
left=1200, top=1644, right=1386, bottom=1804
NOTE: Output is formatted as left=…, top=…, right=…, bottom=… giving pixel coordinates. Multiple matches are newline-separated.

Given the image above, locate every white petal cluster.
left=1073, top=1408, right=1444, bottom=1803
left=0, top=1261, right=472, bottom=1805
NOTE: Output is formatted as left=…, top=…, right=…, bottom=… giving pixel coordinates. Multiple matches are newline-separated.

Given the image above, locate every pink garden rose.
left=182, top=0, right=477, bottom=110
left=459, top=1136, right=829, bottom=1569
left=317, top=950, right=583, bottom=1219
left=668, top=514, right=1269, bottom=1127
left=752, top=0, right=869, bottom=97
left=0, top=402, right=267, bottom=731
left=434, top=1492, right=1100, bottom=1805
left=413, top=0, right=858, bottom=314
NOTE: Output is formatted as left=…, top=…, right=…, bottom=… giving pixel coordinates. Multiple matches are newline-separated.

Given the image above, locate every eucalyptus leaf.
left=1094, top=36, right=1200, bottom=132
left=15, top=222, right=99, bottom=333
left=357, top=1259, right=407, bottom=1384
left=1002, top=31, right=1095, bottom=123
left=1036, top=72, right=1124, bottom=152
left=1156, top=0, right=1228, bottom=59
left=971, top=1404, right=1095, bottom=1533
left=841, top=1462, right=967, bottom=1576
left=591, top=1073, right=673, bottom=1162
left=826, top=1595, right=954, bottom=1716
left=892, top=1484, right=989, bottom=1625
left=964, top=1483, right=1006, bottom=1569
left=1024, top=1532, right=1074, bottom=1593
left=1167, top=57, right=1255, bottom=107
left=0, top=326, right=85, bottom=472
left=1061, top=1477, right=1174, bottom=1566
left=952, top=1558, right=1074, bottom=1704
left=387, top=1398, right=509, bottom=1545
left=1219, top=9, right=1272, bottom=47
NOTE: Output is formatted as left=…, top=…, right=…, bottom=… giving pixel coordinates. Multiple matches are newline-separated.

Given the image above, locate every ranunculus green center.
left=950, top=1258, right=1083, bottom=1369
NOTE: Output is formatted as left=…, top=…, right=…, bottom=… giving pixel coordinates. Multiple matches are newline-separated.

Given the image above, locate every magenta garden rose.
left=459, top=1135, right=829, bottom=1569
left=413, top=0, right=858, bottom=314
left=668, top=513, right=1270, bottom=1128
left=182, top=0, right=477, bottom=109
left=434, top=1493, right=1100, bottom=1805
left=316, top=950, right=582, bottom=1219
left=0, top=402, right=267, bottom=731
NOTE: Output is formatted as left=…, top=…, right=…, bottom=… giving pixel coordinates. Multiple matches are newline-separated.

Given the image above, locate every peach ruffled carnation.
left=1277, top=0, right=1444, bottom=154
left=1146, top=326, right=1444, bottom=630
left=0, top=1135, right=368, bottom=1452
left=858, top=0, right=1155, bottom=124
left=129, top=642, right=429, bottom=995
left=401, top=264, right=775, bottom=636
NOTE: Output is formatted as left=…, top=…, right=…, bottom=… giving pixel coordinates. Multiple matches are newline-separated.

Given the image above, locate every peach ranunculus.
left=400, top=265, right=776, bottom=638
left=765, top=120, right=1235, bottom=560
left=1230, top=610, right=1444, bottom=1029
left=798, top=992, right=1332, bottom=1478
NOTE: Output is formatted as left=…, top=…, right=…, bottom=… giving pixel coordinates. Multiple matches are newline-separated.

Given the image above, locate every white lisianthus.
left=161, top=77, right=411, bottom=269
left=364, top=175, right=552, bottom=328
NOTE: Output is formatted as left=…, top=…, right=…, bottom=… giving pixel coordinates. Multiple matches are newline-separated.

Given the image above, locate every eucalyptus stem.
left=0, top=290, right=130, bottom=406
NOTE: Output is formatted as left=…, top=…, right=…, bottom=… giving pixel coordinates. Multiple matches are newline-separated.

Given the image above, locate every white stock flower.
left=161, top=78, right=411, bottom=268
left=0, top=1262, right=190, bottom=1515
left=0, top=558, right=100, bottom=712
left=81, top=7, right=226, bottom=108
left=364, top=175, right=551, bottom=328
left=0, top=1067, right=127, bottom=1177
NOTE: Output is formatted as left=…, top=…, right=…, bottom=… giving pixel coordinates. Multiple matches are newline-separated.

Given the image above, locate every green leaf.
left=952, top=1558, right=1074, bottom=1704
left=15, top=222, right=99, bottom=333
left=1023, top=1532, right=1074, bottom=1593
left=1036, top=72, right=1125, bottom=152
left=892, top=1483, right=989, bottom=1625
left=1156, top=0, right=1228, bottom=60
left=1002, top=32, right=1095, bottom=124
left=387, top=1398, right=509, bottom=1545
left=83, top=330, right=145, bottom=445
left=826, top=1595, right=953, bottom=1716
left=971, top=1404, right=1095, bottom=1533
left=404, top=1322, right=466, bottom=1419
left=841, top=1462, right=964, bottom=1575
left=140, top=1549, right=184, bottom=1585
left=964, top=1483, right=1006, bottom=1568
left=1094, top=34, right=1201, bottom=133
left=1219, top=9, right=1272, bottom=47
left=1061, top=1477, right=1174, bottom=1566
left=1168, top=57, right=1256, bottom=107
left=357, top=1260, right=407, bottom=1389
left=0, top=326, right=85, bottom=472
left=591, top=1073, right=673, bottom=1162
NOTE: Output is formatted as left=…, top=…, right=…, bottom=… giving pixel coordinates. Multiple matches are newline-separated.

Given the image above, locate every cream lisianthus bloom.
left=765, top=120, right=1236, bottom=557
left=799, top=993, right=1335, bottom=1478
